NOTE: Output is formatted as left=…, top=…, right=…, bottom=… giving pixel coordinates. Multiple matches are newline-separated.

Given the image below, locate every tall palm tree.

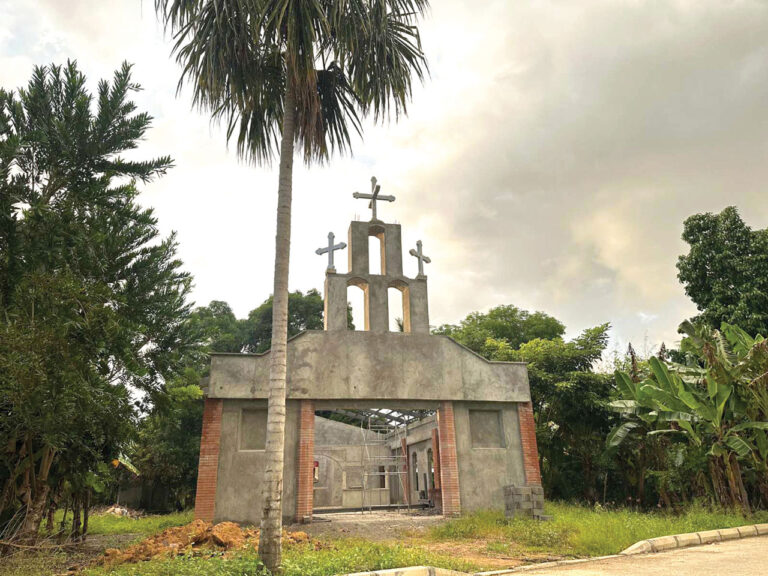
left=155, top=0, right=429, bottom=570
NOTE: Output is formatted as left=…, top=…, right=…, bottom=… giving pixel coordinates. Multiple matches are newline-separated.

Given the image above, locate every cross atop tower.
left=409, top=240, right=431, bottom=277
left=352, top=176, right=395, bottom=222
left=315, top=232, right=347, bottom=272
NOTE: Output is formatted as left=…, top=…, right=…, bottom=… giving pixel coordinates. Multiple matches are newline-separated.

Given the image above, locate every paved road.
left=516, top=537, right=767, bottom=576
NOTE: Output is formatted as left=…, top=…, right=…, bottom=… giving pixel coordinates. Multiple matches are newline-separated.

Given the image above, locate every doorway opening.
left=312, top=405, right=439, bottom=514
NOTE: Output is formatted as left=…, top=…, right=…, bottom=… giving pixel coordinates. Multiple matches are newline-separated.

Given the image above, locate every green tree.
left=0, top=62, right=194, bottom=540
left=677, top=206, right=768, bottom=336
left=487, top=324, right=613, bottom=501
left=244, top=289, right=324, bottom=353
left=155, top=2, right=430, bottom=567
left=434, top=305, right=565, bottom=355
left=608, top=321, right=768, bottom=513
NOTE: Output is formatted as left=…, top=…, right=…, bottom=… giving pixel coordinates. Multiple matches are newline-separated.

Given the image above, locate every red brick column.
left=194, top=398, right=223, bottom=521
left=518, top=401, right=542, bottom=485
left=296, top=400, right=315, bottom=522
left=437, top=401, right=461, bottom=516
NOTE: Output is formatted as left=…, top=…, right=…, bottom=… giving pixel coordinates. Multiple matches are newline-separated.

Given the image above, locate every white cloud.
left=2, top=0, right=767, bottom=351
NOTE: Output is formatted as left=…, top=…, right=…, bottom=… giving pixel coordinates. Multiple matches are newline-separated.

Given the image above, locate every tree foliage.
left=609, top=321, right=768, bottom=512
left=156, top=0, right=429, bottom=165
left=244, top=289, right=324, bottom=353
left=434, top=305, right=565, bottom=355
left=678, top=206, right=768, bottom=336
left=0, top=61, right=194, bottom=540
left=487, top=324, right=613, bottom=501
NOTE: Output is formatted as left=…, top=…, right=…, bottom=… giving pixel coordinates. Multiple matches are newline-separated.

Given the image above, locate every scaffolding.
left=359, top=418, right=410, bottom=513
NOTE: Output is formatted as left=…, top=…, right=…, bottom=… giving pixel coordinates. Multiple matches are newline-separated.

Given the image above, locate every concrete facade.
left=195, top=200, right=541, bottom=524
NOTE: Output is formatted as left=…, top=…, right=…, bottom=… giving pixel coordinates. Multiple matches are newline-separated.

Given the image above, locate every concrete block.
left=698, top=529, right=721, bottom=544
left=718, top=527, right=740, bottom=541
left=649, top=535, right=677, bottom=552
left=674, top=532, right=701, bottom=548
left=621, top=540, right=653, bottom=555
left=530, top=485, right=544, bottom=495
left=755, top=523, right=768, bottom=536
left=737, top=525, right=758, bottom=537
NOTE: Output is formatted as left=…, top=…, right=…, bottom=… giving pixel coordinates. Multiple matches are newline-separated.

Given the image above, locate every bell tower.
left=318, top=177, right=430, bottom=334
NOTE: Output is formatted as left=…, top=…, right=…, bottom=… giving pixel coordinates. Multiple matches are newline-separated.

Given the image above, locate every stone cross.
left=316, top=232, right=347, bottom=272
left=409, top=240, right=431, bottom=277
left=352, top=176, right=395, bottom=222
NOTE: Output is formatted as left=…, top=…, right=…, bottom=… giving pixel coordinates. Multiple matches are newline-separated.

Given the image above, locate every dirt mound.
left=100, top=520, right=313, bottom=568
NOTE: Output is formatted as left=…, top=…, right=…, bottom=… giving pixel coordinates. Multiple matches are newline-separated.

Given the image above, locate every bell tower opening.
left=347, top=278, right=369, bottom=331
left=388, top=281, right=410, bottom=333
left=368, top=224, right=386, bottom=275
left=368, top=235, right=382, bottom=275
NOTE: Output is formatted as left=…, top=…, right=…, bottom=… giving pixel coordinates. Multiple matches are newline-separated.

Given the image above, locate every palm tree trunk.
left=258, top=81, right=296, bottom=574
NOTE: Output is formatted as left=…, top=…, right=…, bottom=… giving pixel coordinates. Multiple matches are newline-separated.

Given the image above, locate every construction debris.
left=99, top=520, right=311, bottom=568
left=101, top=505, right=142, bottom=518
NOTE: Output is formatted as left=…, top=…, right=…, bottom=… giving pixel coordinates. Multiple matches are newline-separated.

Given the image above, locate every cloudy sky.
left=3, top=0, right=768, bottom=353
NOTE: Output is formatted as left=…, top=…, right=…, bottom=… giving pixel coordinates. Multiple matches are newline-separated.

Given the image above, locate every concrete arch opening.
left=368, top=224, right=386, bottom=275
left=388, top=280, right=410, bottom=333
left=346, top=278, right=369, bottom=331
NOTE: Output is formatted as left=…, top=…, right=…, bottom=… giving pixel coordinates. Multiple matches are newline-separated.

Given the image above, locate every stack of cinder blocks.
left=504, top=484, right=546, bottom=520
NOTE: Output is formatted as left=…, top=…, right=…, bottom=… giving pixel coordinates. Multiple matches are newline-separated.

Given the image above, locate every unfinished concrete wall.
left=315, top=416, right=382, bottom=445
left=314, top=416, right=394, bottom=509
left=213, top=399, right=300, bottom=524
left=453, top=402, right=526, bottom=513
left=209, top=332, right=530, bottom=403
left=314, top=443, right=392, bottom=509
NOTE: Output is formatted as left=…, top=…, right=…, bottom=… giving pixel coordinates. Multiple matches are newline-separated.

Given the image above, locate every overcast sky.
left=3, top=0, right=768, bottom=353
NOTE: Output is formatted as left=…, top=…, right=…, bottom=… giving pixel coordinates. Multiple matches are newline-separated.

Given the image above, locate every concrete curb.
left=344, top=567, right=468, bottom=576
left=471, top=556, right=621, bottom=575
left=620, top=522, right=768, bottom=555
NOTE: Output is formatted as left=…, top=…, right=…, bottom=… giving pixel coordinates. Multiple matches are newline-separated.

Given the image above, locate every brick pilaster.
left=437, top=401, right=461, bottom=516
left=296, top=400, right=315, bottom=522
left=518, top=401, right=542, bottom=485
left=194, top=398, right=223, bottom=522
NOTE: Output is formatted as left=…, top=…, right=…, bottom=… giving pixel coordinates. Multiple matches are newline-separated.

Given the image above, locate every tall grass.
left=82, top=540, right=480, bottom=576
left=49, top=509, right=194, bottom=536
left=86, top=510, right=194, bottom=536
left=430, top=502, right=768, bottom=557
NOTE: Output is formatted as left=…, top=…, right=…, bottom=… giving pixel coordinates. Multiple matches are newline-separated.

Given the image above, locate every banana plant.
left=607, top=321, right=768, bottom=512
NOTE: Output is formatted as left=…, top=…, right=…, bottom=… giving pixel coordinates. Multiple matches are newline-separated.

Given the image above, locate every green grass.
left=86, top=510, right=194, bottom=536
left=429, top=502, right=768, bottom=557
left=9, top=503, right=768, bottom=575
left=48, top=509, right=194, bottom=536
left=82, top=540, right=480, bottom=576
